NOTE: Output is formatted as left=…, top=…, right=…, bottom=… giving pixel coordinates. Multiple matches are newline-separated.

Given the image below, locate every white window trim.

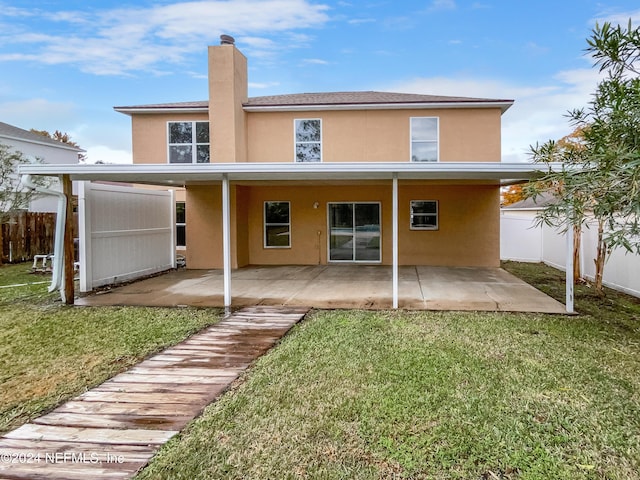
left=167, top=121, right=210, bottom=164
left=327, top=202, right=382, bottom=263
left=264, top=201, right=291, bottom=249
left=410, top=200, right=439, bottom=231
left=294, top=118, right=322, bottom=163
left=410, top=117, right=439, bottom=162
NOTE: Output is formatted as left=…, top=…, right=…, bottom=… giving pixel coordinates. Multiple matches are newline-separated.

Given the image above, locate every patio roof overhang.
left=17, top=161, right=561, bottom=187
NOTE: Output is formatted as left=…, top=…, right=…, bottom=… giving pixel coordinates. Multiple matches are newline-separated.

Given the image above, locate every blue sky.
left=1, top=0, right=639, bottom=163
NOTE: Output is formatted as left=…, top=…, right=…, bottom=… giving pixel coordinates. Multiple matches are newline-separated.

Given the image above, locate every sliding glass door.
left=328, top=203, right=381, bottom=262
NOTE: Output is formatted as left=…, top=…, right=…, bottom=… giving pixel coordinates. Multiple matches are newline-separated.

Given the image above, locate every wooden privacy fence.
left=1, top=212, right=57, bottom=264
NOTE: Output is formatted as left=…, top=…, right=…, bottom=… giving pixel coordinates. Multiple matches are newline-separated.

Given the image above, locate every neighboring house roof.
left=114, top=91, right=514, bottom=114
left=502, top=191, right=558, bottom=210
left=0, top=121, right=83, bottom=152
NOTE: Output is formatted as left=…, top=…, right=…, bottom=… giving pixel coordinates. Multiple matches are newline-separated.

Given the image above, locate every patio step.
left=0, top=306, right=309, bottom=480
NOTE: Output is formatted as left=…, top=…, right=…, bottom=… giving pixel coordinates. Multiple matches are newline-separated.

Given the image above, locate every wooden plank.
left=33, top=413, right=192, bottom=431
left=145, top=353, right=252, bottom=361
left=93, top=382, right=223, bottom=394
left=77, top=391, right=215, bottom=404
left=107, top=373, right=237, bottom=385
left=221, top=317, right=300, bottom=323
left=184, top=335, right=283, bottom=344
left=140, top=353, right=255, bottom=363
left=4, top=425, right=177, bottom=446
left=53, top=401, right=204, bottom=417
left=144, top=354, right=255, bottom=369
left=0, top=438, right=156, bottom=457
left=0, top=443, right=154, bottom=463
left=0, top=463, right=140, bottom=480
left=123, top=366, right=244, bottom=377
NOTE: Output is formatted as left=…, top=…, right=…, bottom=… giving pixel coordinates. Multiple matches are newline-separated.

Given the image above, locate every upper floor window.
left=410, top=117, right=438, bottom=162
left=295, top=119, right=321, bottom=162
left=168, top=121, right=210, bottom=163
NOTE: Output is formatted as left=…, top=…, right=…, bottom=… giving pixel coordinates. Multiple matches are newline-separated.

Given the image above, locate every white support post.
left=222, top=175, right=232, bottom=315
left=169, top=189, right=176, bottom=269
left=392, top=173, right=399, bottom=309
left=566, top=223, right=575, bottom=314
left=78, top=181, right=92, bottom=293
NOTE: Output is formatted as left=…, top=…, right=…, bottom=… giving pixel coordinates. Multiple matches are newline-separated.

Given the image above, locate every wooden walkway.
left=0, top=306, right=309, bottom=480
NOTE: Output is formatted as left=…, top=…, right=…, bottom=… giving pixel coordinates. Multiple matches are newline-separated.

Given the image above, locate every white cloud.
left=301, top=58, right=329, bottom=65
left=84, top=145, right=132, bottom=164
left=249, top=81, right=281, bottom=89
left=348, top=18, right=375, bottom=25
left=593, top=9, right=640, bottom=25
left=0, top=0, right=330, bottom=75
left=429, top=0, right=456, bottom=11
left=0, top=98, right=77, bottom=129
left=386, top=67, right=604, bottom=162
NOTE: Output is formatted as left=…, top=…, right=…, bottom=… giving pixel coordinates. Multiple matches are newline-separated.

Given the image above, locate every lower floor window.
left=176, top=202, right=186, bottom=247
left=264, top=201, right=290, bottom=247
left=410, top=200, right=438, bottom=230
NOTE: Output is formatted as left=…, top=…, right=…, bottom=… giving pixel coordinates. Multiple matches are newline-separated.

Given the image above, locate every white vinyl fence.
left=501, top=213, right=640, bottom=298
left=78, top=182, right=175, bottom=292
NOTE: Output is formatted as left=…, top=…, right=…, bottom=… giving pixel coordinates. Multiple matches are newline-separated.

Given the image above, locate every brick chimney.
left=208, top=35, right=248, bottom=163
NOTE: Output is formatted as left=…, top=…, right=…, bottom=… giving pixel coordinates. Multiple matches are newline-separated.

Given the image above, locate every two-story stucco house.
left=114, top=38, right=512, bottom=273
left=20, top=37, right=571, bottom=311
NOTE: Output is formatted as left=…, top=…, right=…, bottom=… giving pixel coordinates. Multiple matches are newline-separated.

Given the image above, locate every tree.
left=0, top=143, right=49, bottom=265
left=501, top=184, right=527, bottom=206
left=30, top=129, right=87, bottom=163
left=527, top=20, right=640, bottom=295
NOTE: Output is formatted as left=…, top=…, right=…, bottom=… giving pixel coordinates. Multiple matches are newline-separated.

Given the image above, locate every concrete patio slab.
left=77, top=265, right=568, bottom=314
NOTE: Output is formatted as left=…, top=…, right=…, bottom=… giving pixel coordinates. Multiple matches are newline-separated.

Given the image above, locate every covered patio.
left=18, top=162, right=574, bottom=314
left=76, top=265, right=567, bottom=313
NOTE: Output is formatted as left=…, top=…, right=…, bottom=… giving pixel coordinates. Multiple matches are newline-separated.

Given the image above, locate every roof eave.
left=113, top=100, right=514, bottom=116
left=113, top=106, right=208, bottom=116
left=243, top=101, right=514, bottom=114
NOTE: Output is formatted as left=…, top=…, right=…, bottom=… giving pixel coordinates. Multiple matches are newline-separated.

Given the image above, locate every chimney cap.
left=220, top=34, right=235, bottom=45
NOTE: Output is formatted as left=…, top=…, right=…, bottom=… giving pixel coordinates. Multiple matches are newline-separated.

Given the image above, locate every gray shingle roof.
left=0, top=121, right=83, bottom=151
left=246, top=91, right=512, bottom=106
left=114, top=91, right=513, bottom=112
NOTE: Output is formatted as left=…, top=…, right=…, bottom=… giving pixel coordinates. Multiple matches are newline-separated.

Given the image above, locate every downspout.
left=20, top=174, right=67, bottom=297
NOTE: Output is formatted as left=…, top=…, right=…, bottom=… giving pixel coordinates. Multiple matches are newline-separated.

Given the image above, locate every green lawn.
left=2, top=261, right=639, bottom=479
left=135, top=262, right=640, bottom=480
left=0, top=262, right=222, bottom=434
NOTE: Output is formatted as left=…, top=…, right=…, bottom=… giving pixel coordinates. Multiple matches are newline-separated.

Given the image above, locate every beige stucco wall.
left=209, top=45, right=248, bottom=163
left=131, top=113, right=208, bottom=164
left=246, top=108, right=502, bottom=163
left=398, top=184, right=500, bottom=267
left=185, top=182, right=500, bottom=269
left=185, top=185, right=222, bottom=269
left=128, top=107, right=501, bottom=165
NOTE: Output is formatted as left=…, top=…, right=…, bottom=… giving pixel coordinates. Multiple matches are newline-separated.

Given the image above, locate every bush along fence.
left=1, top=212, right=56, bottom=264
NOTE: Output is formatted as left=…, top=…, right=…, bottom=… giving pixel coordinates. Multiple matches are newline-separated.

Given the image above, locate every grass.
left=0, top=262, right=222, bottom=434
left=134, top=262, right=640, bottom=480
